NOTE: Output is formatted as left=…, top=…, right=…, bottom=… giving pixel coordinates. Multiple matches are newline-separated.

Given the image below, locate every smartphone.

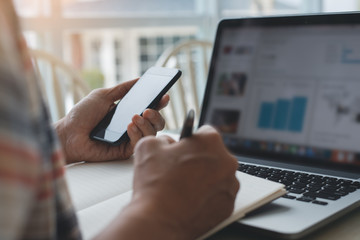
left=90, top=66, right=182, bottom=145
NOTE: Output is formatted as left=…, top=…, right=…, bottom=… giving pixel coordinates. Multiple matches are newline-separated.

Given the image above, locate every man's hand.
left=54, top=79, right=169, bottom=164
left=97, top=125, right=240, bottom=240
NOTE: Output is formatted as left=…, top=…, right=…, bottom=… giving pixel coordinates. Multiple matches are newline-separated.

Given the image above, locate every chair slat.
left=51, top=64, right=66, bottom=119
left=186, top=47, right=200, bottom=116
left=155, top=40, right=213, bottom=131
left=29, top=49, right=90, bottom=122
left=202, top=46, right=209, bottom=80
left=176, top=55, right=188, bottom=125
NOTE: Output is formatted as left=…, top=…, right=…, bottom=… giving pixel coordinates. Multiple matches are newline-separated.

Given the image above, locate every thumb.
left=107, top=78, right=138, bottom=102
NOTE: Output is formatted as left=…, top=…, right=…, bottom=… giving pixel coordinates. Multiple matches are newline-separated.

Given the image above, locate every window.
left=62, top=0, right=197, bottom=16
left=18, top=0, right=360, bottom=88
left=138, top=34, right=195, bottom=75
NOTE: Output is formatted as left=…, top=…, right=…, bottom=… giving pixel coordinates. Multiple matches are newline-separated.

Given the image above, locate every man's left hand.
left=55, top=79, right=169, bottom=164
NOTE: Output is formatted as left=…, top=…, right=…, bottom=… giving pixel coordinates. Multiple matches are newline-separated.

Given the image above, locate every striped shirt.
left=0, top=1, right=81, bottom=239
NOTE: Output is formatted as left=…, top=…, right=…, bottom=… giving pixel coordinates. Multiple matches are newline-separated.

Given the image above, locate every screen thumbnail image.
left=315, top=85, right=360, bottom=128
left=211, top=109, right=241, bottom=134
left=222, top=45, right=253, bottom=56
left=322, top=92, right=360, bottom=125
left=217, top=72, right=247, bottom=96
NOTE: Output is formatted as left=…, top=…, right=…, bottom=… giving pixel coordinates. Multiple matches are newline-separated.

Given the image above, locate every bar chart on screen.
left=242, top=82, right=314, bottom=145
left=257, top=96, right=307, bottom=132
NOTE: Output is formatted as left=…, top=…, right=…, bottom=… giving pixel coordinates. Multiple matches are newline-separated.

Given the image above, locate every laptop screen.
left=199, top=13, right=360, bottom=171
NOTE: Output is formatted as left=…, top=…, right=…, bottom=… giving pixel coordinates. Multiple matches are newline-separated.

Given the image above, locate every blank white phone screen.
left=103, top=68, right=177, bottom=142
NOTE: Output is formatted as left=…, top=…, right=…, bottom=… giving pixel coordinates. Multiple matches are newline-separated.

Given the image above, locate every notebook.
left=198, top=12, right=360, bottom=239
left=65, top=159, right=286, bottom=239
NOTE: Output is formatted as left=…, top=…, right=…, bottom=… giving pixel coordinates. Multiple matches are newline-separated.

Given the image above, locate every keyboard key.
left=267, top=176, right=281, bottom=182
left=305, top=186, right=321, bottom=192
left=292, top=182, right=307, bottom=188
left=312, top=200, right=328, bottom=206
left=288, top=188, right=305, bottom=194
left=334, top=191, right=349, bottom=197
left=280, top=180, right=293, bottom=186
left=256, top=172, right=270, bottom=178
left=340, top=186, right=357, bottom=193
left=323, top=185, right=338, bottom=191
left=297, top=196, right=314, bottom=202
left=282, top=194, right=296, bottom=200
left=308, top=182, right=323, bottom=188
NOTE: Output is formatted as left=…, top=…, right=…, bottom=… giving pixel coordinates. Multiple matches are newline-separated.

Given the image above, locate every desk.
left=66, top=159, right=360, bottom=240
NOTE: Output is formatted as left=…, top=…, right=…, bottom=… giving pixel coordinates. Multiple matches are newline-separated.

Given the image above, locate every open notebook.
left=65, top=158, right=286, bottom=239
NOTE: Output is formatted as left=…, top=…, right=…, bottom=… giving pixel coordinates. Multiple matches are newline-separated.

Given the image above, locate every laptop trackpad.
left=237, top=198, right=328, bottom=238
left=245, top=201, right=290, bottom=217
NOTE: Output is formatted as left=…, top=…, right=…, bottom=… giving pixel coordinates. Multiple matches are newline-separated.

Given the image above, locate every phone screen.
left=90, top=67, right=181, bottom=145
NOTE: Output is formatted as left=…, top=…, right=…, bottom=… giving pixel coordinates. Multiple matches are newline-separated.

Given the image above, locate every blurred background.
left=16, top=0, right=360, bottom=87
left=14, top=0, right=360, bottom=124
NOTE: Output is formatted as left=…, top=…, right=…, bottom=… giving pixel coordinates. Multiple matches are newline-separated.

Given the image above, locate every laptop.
left=198, top=12, right=360, bottom=239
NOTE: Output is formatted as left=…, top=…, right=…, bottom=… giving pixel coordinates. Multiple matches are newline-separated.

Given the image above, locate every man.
left=0, top=1, right=239, bottom=239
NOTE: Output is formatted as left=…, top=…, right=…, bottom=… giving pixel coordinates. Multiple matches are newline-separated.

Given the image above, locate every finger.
left=157, top=135, right=176, bottom=145
left=133, top=135, right=173, bottom=160
left=155, top=94, right=170, bottom=111
left=107, top=78, right=138, bottom=102
left=143, top=109, right=165, bottom=131
left=196, top=125, right=219, bottom=135
left=127, top=122, right=143, bottom=149
left=132, top=114, right=157, bottom=136
left=229, top=176, right=240, bottom=197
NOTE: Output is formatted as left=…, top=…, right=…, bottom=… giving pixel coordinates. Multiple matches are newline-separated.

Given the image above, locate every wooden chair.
left=155, top=40, right=213, bottom=130
left=29, top=49, right=90, bottom=122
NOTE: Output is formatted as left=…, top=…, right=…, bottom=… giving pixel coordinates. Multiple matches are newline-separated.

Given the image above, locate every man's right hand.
left=127, top=125, right=240, bottom=239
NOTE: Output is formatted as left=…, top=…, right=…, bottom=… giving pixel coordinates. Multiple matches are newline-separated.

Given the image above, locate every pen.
left=179, top=109, right=195, bottom=139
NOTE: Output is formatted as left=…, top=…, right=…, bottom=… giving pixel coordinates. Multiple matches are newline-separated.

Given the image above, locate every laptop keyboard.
left=238, top=163, right=360, bottom=206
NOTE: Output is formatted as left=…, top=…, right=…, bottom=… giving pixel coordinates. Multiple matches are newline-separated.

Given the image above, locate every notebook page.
left=75, top=169, right=285, bottom=240
left=77, top=190, right=133, bottom=240
left=65, top=158, right=134, bottom=211
left=235, top=171, right=286, bottom=214
left=199, top=171, right=286, bottom=239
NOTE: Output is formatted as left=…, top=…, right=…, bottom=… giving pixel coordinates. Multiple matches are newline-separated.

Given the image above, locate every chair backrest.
left=155, top=40, right=213, bottom=130
left=29, top=49, right=90, bottom=122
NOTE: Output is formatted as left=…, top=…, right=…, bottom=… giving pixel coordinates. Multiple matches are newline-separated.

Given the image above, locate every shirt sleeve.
left=0, top=2, right=81, bottom=240
left=0, top=3, right=43, bottom=239
left=0, top=54, right=41, bottom=239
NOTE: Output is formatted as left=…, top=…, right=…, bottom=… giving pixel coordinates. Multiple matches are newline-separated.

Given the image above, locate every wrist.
left=126, top=197, right=183, bottom=239
left=54, top=117, right=74, bottom=164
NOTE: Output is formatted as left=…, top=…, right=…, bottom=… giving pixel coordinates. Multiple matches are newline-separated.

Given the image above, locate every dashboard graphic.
left=257, top=97, right=307, bottom=132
